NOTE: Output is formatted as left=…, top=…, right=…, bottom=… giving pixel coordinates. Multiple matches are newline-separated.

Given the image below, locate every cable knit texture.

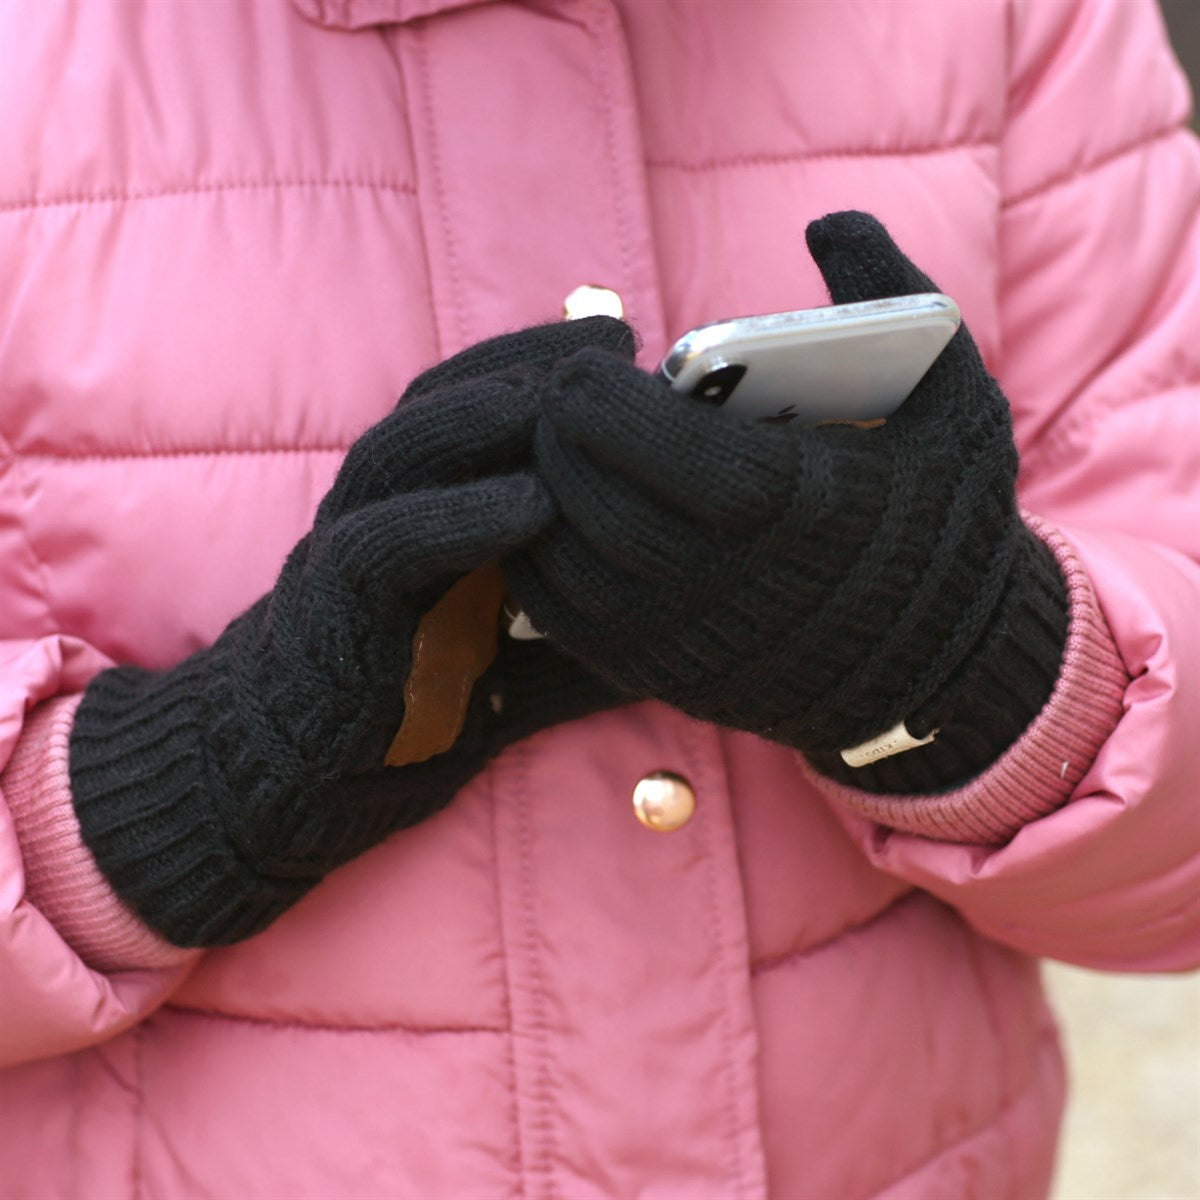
left=68, top=320, right=628, bottom=948
left=507, top=213, right=1069, bottom=792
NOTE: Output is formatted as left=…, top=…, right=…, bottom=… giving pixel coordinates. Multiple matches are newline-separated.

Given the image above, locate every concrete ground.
left=1045, top=963, right=1200, bottom=1200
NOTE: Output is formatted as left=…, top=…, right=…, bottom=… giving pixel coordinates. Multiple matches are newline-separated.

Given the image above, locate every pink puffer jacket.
left=1, top=1, right=1197, bottom=1197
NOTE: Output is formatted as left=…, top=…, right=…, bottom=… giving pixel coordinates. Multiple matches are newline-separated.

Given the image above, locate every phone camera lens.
left=689, top=363, right=747, bottom=406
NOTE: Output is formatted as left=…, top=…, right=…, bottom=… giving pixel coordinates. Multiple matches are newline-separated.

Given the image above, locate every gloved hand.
left=69, top=317, right=630, bottom=947
left=504, top=212, right=1069, bottom=794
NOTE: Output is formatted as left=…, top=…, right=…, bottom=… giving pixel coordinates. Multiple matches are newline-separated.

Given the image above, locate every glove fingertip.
left=539, top=354, right=688, bottom=476
left=804, top=210, right=887, bottom=258
left=402, top=316, right=640, bottom=404
left=566, top=315, right=640, bottom=361
left=497, top=472, right=556, bottom=534
left=805, top=210, right=939, bottom=304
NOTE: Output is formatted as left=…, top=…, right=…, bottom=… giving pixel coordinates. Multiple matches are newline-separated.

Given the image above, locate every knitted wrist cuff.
left=2, top=694, right=194, bottom=971
left=802, top=522, right=1129, bottom=841
left=807, top=519, right=1069, bottom=793
left=69, top=655, right=309, bottom=947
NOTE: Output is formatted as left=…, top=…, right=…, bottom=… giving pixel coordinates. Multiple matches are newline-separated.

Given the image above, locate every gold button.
left=632, top=771, right=696, bottom=833
left=563, top=284, right=624, bottom=321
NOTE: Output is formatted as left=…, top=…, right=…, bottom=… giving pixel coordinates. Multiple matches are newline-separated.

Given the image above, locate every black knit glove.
left=69, top=318, right=630, bottom=947
left=505, top=213, right=1068, bottom=794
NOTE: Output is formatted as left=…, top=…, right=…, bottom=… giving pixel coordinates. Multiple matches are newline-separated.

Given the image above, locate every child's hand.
left=505, top=213, right=1069, bottom=794
left=69, top=318, right=629, bottom=947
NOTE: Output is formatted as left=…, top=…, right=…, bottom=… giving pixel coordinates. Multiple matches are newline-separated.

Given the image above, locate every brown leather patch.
left=385, top=564, right=507, bottom=766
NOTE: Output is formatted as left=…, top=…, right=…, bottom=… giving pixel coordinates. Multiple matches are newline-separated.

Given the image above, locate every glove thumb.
left=805, top=211, right=939, bottom=305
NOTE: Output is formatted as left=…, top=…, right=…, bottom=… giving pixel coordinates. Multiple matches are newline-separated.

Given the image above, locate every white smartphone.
left=658, top=293, right=961, bottom=424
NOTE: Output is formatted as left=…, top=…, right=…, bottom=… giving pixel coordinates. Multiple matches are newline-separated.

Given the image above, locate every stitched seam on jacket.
left=865, top=1025, right=1057, bottom=1200
left=487, top=759, right=527, bottom=1198
left=1, top=452, right=66, bottom=636
left=513, top=740, right=559, bottom=1199
left=748, top=890, right=918, bottom=977
left=378, top=25, right=444, bottom=362
left=0, top=177, right=417, bottom=214
left=66, top=1055, right=83, bottom=1196
left=646, top=137, right=997, bottom=173
left=15, top=446, right=350, bottom=463
left=580, top=0, right=638, bottom=328
left=685, top=719, right=748, bottom=1197
left=961, top=934, right=1018, bottom=1198
left=986, top=888, right=1200, bottom=947
left=1002, top=124, right=1181, bottom=209
left=160, top=1004, right=507, bottom=1035
left=133, top=1022, right=145, bottom=1200
left=1017, top=375, right=1200, bottom=478
left=412, top=24, right=469, bottom=354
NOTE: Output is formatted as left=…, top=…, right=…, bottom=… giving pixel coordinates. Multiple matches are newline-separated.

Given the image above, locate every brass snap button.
left=632, top=771, right=696, bottom=833
left=563, top=284, right=624, bottom=321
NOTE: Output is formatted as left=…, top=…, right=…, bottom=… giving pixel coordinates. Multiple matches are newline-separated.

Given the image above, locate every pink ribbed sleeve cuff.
left=805, top=519, right=1130, bottom=844
left=2, top=695, right=196, bottom=972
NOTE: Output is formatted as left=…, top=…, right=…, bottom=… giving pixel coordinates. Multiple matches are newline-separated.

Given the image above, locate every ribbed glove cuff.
left=807, top=524, right=1069, bottom=793
left=70, top=656, right=315, bottom=946
left=69, top=632, right=617, bottom=947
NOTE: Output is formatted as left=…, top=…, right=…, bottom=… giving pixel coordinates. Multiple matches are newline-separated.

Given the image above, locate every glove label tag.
left=840, top=721, right=937, bottom=768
